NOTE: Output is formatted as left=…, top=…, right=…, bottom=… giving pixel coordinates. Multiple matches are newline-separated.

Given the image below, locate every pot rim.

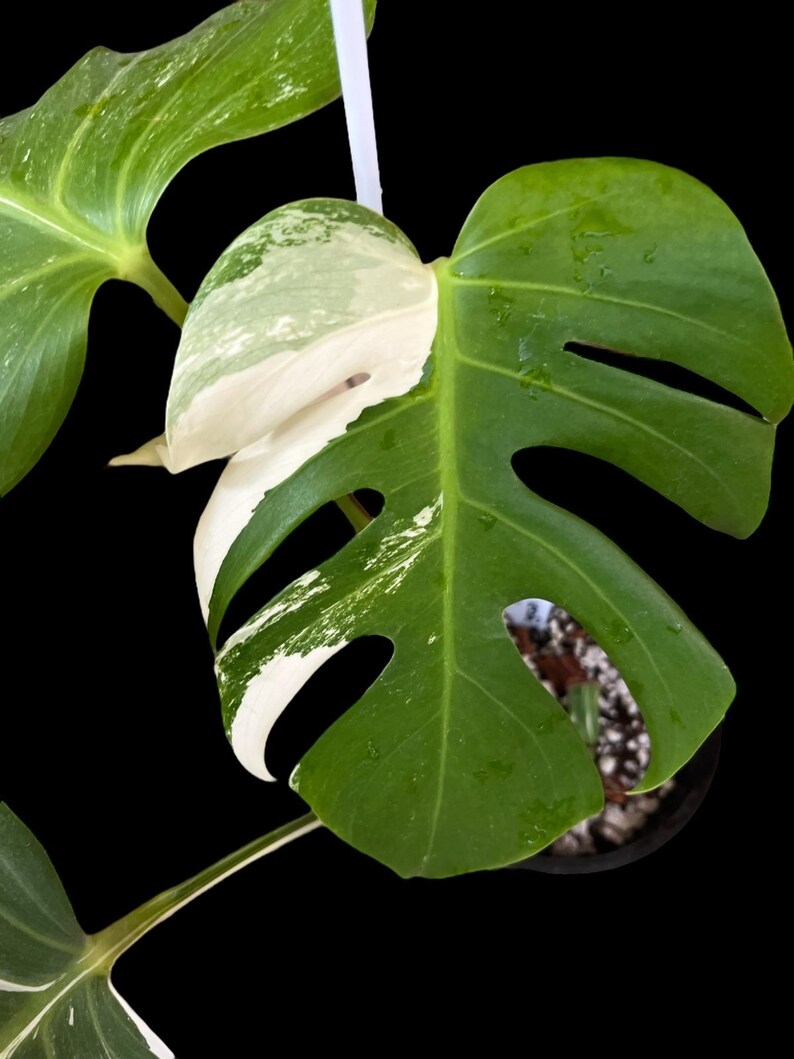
left=509, top=726, right=722, bottom=875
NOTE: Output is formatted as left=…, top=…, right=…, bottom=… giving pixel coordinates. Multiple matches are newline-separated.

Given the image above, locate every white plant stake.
left=330, top=0, right=382, bottom=213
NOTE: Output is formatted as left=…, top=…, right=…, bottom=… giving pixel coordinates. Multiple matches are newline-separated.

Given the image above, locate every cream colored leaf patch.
left=214, top=497, right=443, bottom=782
left=151, top=198, right=439, bottom=617
left=166, top=199, right=437, bottom=473
left=229, top=642, right=348, bottom=782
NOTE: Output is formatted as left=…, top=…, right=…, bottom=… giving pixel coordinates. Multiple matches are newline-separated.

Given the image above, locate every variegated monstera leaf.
left=0, top=0, right=375, bottom=494
left=136, top=159, right=791, bottom=878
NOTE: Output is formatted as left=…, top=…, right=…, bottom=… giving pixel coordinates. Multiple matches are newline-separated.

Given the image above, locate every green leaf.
left=566, top=681, right=601, bottom=748
left=0, top=803, right=320, bottom=1057
left=0, top=0, right=376, bottom=495
left=186, top=160, right=790, bottom=878
left=0, top=804, right=172, bottom=1058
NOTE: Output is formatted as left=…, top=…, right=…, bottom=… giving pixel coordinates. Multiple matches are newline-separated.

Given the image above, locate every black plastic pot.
left=510, top=727, right=722, bottom=874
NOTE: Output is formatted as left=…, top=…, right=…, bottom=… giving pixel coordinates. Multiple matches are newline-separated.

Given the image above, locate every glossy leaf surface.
left=0, top=805, right=171, bottom=1059
left=0, top=0, right=375, bottom=493
left=186, top=160, right=790, bottom=877
left=0, top=802, right=320, bottom=1056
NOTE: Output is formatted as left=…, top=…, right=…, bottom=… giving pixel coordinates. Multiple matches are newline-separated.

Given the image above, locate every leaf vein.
left=456, top=351, right=743, bottom=513
left=52, top=50, right=144, bottom=207
left=450, top=190, right=617, bottom=266
left=453, top=274, right=751, bottom=349
left=0, top=254, right=95, bottom=305
left=0, top=191, right=115, bottom=259
left=0, top=904, right=81, bottom=955
left=459, top=492, right=675, bottom=712
left=455, top=667, right=556, bottom=779
left=86, top=985, right=114, bottom=1059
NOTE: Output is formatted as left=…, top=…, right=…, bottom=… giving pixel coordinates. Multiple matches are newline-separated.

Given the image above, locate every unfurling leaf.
left=175, top=159, right=790, bottom=877
left=167, top=200, right=438, bottom=617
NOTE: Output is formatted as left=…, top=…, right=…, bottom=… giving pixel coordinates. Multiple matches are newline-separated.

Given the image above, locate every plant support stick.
left=330, top=0, right=382, bottom=213
left=330, top=0, right=383, bottom=532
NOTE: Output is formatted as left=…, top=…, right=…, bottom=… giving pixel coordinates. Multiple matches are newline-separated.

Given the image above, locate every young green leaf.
left=0, top=0, right=375, bottom=495
left=566, top=681, right=601, bottom=749
left=183, top=159, right=790, bottom=878
left=0, top=804, right=171, bottom=1058
left=0, top=803, right=319, bottom=1057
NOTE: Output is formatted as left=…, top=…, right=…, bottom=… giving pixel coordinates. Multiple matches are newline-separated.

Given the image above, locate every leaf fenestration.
left=179, top=161, right=790, bottom=877
left=170, top=200, right=439, bottom=620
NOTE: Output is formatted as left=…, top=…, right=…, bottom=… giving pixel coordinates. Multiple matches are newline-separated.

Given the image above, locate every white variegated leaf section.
left=230, top=643, right=348, bottom=781
left=169, top=200, right=437, bottom=473
left=173, top=201, right=438, bottom=618
left=216, top=497, right=443, bottom=782
left=107, top=982, right=175, bottom=1059
left=115, top=201, right=440, bottom=782
left=111, top=433, right=171, bottom=470
left=0, top=978, right=58, bottom=994
left=115, top=201, right=438, bottom=619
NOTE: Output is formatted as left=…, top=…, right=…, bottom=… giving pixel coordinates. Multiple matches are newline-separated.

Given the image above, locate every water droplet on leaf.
left=487, top=286, right=515, bottom=326
left=606, top=619, right=634, bottom=644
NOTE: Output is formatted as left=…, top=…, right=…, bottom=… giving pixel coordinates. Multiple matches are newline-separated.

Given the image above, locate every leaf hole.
left=216, top=502, right=355, bottom=649
left=216, top=490, right=386, bottom=650
left=510, top=445, right=694, bottom=562
left=503, top=601, right=667, bottom=855
left=353, top=488, right=385, bottom=517
left=565, top=341, right=759, bottom=417
left=265, top=636, right=395, bottom=782
left=509, top=447, right=744, bottom=615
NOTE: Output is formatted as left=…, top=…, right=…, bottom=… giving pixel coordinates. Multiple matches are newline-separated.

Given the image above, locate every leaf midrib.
left=0, top=903, right=157, bottom=1057
left=0, top=185, right=123, bottom=263
left=419, top=268, right=458, bottom=871
left=417, top=260, right=685, bottom=870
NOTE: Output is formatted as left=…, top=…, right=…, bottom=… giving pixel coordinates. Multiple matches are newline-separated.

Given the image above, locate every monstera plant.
left=110, top=168, right=790, bottom=879
left=1, top=1, right=790, bottom=1055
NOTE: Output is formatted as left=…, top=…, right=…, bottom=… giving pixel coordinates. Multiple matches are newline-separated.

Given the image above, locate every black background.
left=1, top=3, right=788, bottom=1047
